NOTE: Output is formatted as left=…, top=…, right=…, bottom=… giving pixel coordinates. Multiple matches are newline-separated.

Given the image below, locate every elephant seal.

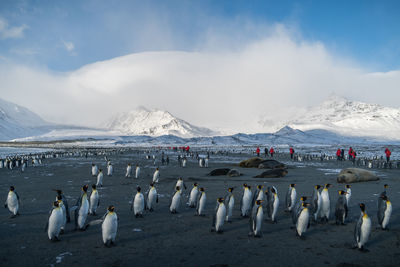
left=337, top=168, right=379, bottom=183
left=239, top=157, right=264, bottom=168
left=254, top=169, right=288, bottom=178
left=208, top=168, right=231, bottom=176
left=227, top=169, right=241, bottom=177
left=258, top=160, right=286, bottom=169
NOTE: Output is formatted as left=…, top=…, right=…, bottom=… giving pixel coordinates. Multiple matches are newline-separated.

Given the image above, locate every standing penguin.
left=292, top=196, right=307, bottom=225
left=253, top=185, right=264, bottom=203
left=55, top=189, right=70, bottom=223
left=131, top=186, right=145, bottom=218
left=320, top=184, right=332, bottom=223
left=211, top=198, right=226, bottom=233
left=102, top=205, right=118, bottom=247
left=91, top=164, right=98, bottom=177
left=56, top=195, right=67, bottom=234
left=249, top=200, right=264, bottom=237
left=89, top=184, right=100, bottom=215
left=135, top=164, right=140, bottom=179
left=46, top=201, right=63, bottom=241
left=345, top=185, right=351, bottom=206
left=107, top=162, right=113, bottom=176
left=335, top=190, right=348, bottom=225
left=175, top=177, right=187, bottom=194
left=125, top=164, right=132, bottom=178
left=225, top=187, right=235, bottom=222
left=377, top=195, right=392, bottom=230
left=240, top=184, right=252, bottom=217
left=377, top=184, right=389, bottom=215
left=153, top=168, right=160, bottom=183
left=354, top=203, right=371, bottom=251
left=170, top=186, right=182, bottom=214
left=4, top=186, right=20, bottom=218
left=96, top=169, right=104, bottom=187
left=196, top=187, right=206, bottom=216
left=268, top=187, right=279, bottom=223
left=188, top=183, right=199, bottom=208
left=285, top=184, right=297, bottom=212
left=146, top=183, right=158, bottom=211
left=75, top=185, right=89, bottom=230
left=296, top=202, right=310, bottom=238
left=311, top=185, right=322, bottom=222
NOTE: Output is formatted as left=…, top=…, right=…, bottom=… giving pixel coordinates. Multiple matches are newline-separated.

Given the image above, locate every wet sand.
left=0, top=151, right=399, bottom=266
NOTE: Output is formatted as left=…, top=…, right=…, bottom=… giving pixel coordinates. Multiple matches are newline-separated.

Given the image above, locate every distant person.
left=269, top=147, right=275, bottom=157
left=385, top=148, right=391, bottom=163
left=348, top=147, right=353, bottom=161
left=256, top=147, right=260, bottom=157
left=166, top=156, right=170, bottom=165
left=336, top=148, right=341, bottom=161
left=289, top=147, right=295, bottom=159
left=351, top=149, right=356, bottom=164
left=341, top=149, right=345, bottom=160
left=264, top=147, right=268, bottom=157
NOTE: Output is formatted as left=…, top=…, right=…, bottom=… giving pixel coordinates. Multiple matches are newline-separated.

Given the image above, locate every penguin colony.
left=0, top=148, right=395, bottom=252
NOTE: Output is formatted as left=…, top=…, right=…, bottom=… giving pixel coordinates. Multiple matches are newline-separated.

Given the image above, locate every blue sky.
left=1, top=0, right=399, bottom=72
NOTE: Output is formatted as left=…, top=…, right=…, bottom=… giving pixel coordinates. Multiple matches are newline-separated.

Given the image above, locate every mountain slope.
left=105, top=107, right=217, bottom=138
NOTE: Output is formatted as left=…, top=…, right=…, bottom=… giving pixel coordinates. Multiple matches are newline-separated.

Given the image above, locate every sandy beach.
left=0, top=149, right=399, bottom=266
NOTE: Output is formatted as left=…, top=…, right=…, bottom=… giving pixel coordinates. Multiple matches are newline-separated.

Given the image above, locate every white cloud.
left=0, top=24, right=399, bottom=133
left=0, top=17, right=28, bottom=39
left=62, top=40, right=75, bottom=52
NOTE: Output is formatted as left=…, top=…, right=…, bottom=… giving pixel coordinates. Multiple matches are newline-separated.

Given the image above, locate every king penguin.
left=91, top=164, right=98, bottom=177
left=377, top=195, right=392, bottom=230
left=296, top=202, right=310, bottom=239
left=188, top=183, right=199, bottom=208
left=153, top=168, right=160, bottom=183
left=5, top=186, right=20, bottom=218
left=285, top=184, right=297, bottom=212
left=75, top=185, right=89, bottom=231
left=335, top=190, right=348, bottom=225
left=56, top=195, right=67, bottom=234
left=132, top=186, right=145, bottom=218
left=269, top=186, right=279, bottom=223
left=345, top=185, right=351, bottom=206
left=102, top=205, right=118, bottom=247
left=196, top=187, right=206, bottom=216
left=146, top=183, right=158, bottom=211
left=211, top=198, right=226, bottom=233
left=107, top=162, right=113, bottom=176
left=135, top=164, right=140, bottom=179
left=354, top=203, right=371, bottom=251
left=224, top=187, right=235, bottom=222
left=311, top=185, right=322, bottom=222
left=377, top=184, right=389, bottom=215
left=249, top=200, right=264, bottom=237
left=320, top=184, right=332, bottom=223
left=252, top=185, right=264, bottom=204
left=89, top=184, right=100, bottom=215
left=46, top=201, right=63, bottom=241
left=170, top=186, right=181, bottom=214
left=55, top=189, right=70, bottom=223
left=125, top=163, right=132, bottom=178
left=175, top=177, right=187, bottom=194
left=292, top=196, right=307, bottom=226
left=96, top=169, right=104, bottom=187
left=240, top=184, right=252, bottom=217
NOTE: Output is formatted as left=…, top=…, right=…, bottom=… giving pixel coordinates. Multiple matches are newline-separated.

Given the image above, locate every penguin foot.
left=216, top=230, right=223, bottom=234
left=60, top=229, right=65, bottom=234
left=359, top=247, right=369, bottom=253
left=10, top=215, right=17, bottom=219
left=210, top=228, right=215, bottom=232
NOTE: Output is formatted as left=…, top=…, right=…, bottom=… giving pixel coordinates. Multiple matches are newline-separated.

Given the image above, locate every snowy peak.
left=105, top=108, right=217, bottom=138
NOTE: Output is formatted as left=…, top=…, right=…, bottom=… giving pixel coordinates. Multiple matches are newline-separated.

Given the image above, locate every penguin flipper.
left=285, top=189, right=291, bottom=210
left=156, top=194, right=159, bottom=203
left=377, top=201, right=385, bottom=224
left=354, top=216, right=362, bottom=243
left=74, top=208, right=79, bottom=229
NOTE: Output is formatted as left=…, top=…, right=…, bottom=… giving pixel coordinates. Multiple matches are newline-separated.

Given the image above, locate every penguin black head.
left=380, top=195, right=388, bottom=201
left=338, top=190, right=346, bottom=195
left=325, top=184, right=332, bottom=188
left=53, top=201, right=59, bottom=207
left=9, top=186, right=15, bottom=191
left=156, top=167, right=159, bottom=170
left=243, top=183, right=247, bottom=188
left=217, top=197, right=224, bottom=203
left=384, top=184, right=389, bottom=189
left=345, top=185, right=351, bottom=189
left=108, top=205, right=115, bottom=212
left=302, top=202, right=310, bottom=207
left=92, top=184, right=97, bottom=189
left=194, top=182, right=198, bottom=187
left=137, top=186, right=141, bottom=192
left=359, top=203, right=366, bottom=212
left=57, top=195, right=62, bottom=201
left=300, top=196, right=307, bottom=201
left=150, top=182, right=154, bottom=187
left=248, top=185, right=252, bottom=190
left=290, top=184, right=296, bottom=187
left=176, top=186, right=181, bottom=191
left=314, top=185, right=321, bottom=189
left=199, top=187, right=205, bottom=192
left=271, top=187, right=276, bottom=194
left=82, top=185, right=89, bottom=192
left=228, top=187, right=234, bottom=192
left=178, top=177, right=183, bottom=181
left=257, top=185, right=263, bottom=189
left=255, top=200, right=263, bottom=205
left=99, top=169, right=102, bottom=172
left=92, top=163, right=95, bottom=166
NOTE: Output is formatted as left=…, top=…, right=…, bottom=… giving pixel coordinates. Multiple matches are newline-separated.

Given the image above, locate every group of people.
left=255, top=147, right=275, bottom=157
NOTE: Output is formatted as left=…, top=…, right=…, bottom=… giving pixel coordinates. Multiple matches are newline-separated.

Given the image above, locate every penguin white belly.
left=135, top=167, right=140, bottom=178
left=153, top=171, right=159, bottom=183
left=170, top=192, right=181, bottom=212
left=48, top=208, right=63, bottom=240
left=198, top=194, right=206, bottom=215
left=321, top=191, right=330, bottom=218
left=254, top=207, right=263, bottom=236
left=241, top=191, right=251, bottom=216
left=382, top=203, right=392, bottom=229
left=256, top=191, right=264, bottom=201
left=226, top=197, right=234, bottom=221
left=96, top=173, right=103, bottom=186
left=272, top=196, right=279, bottom=221
left=290, top=189, right=297, bottom=211
left=92, top=166, right=98, bottom=176
left=296, top=208, right=309, bottom=236
left=182, top=159, right=187, bottom=167
left=60, top=204, right=66, bottom=229
left=7, top=193, right=19, bottom=215
left=107, top=166, right=113, bottom=176
left=189, top=188, right=198, bottom=206
left=205, top=158, right=209, bottom=167
left=346, top=190, right=351, bottom=205
left=215, top=205, right=226, bottom=232
left=359, top=217, right=371, bottom=248
left=148, top=189, right=157, bottom=210
left=134, top=194, right=144, bottom=215
left=78, top=199, right=89, bottom=229
left=315, top=194, right=322, bottom=219
left=90, top=191, right=99, bottom=214
left=102, top=213, right=118, bottom=244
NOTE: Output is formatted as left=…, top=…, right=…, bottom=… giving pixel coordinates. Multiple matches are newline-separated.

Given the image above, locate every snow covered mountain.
left=260, top=95, right=400, bottom=140
left=0, top=98, right=50, bottom=140
left=105, top=107, right=217, bottom=138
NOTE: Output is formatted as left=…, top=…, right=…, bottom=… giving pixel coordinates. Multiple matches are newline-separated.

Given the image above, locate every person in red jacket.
left=348, top=147, right=353, bottom=161
left=385, top=148, right=391, bottom=163
left=269, top=147, right=275, bottom=157
left=351, top=149, right=356, bottom=164
left=289, top=147, right=294, bottom=159
left=336, top=148, right=341, bottom=161
left=256, top=147, right=260, bottom=157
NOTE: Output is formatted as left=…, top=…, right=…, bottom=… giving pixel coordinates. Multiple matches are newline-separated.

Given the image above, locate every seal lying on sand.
left=208, top=168, right=231, bottom=176
left=254, top=169, right=288, bottom=178
left=227, top=169, right=240, bottom=177
left=337, top=168, right=379, bottom=183
left=239, top=158, right=286, bottom=169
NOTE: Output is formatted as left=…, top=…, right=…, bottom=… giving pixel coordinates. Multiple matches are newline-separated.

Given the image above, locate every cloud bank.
left=0, top=25, right=399, bottom=133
